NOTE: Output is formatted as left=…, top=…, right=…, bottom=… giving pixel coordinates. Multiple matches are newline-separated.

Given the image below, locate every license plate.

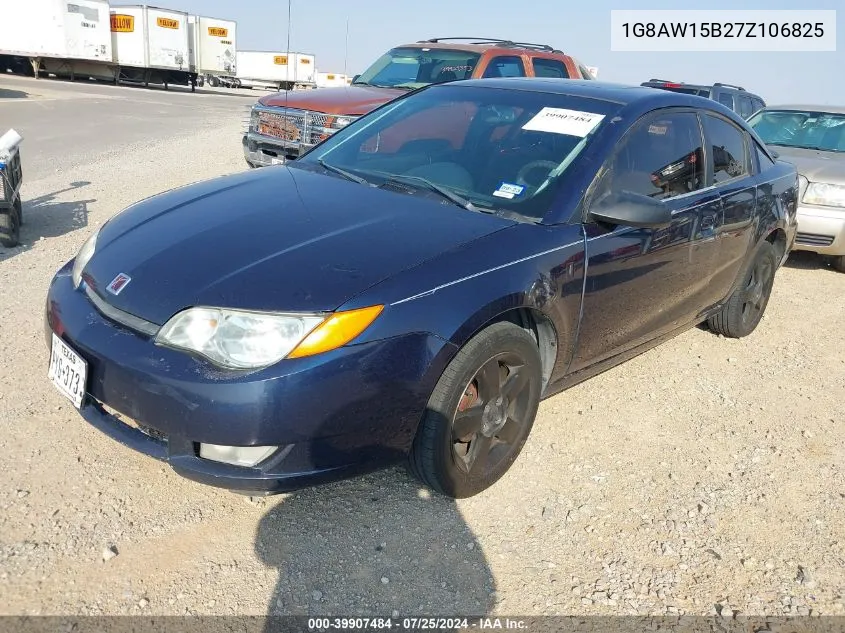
left=47, top=333, right=88, bottom=409
left=270, top=156, right=286, bottom=165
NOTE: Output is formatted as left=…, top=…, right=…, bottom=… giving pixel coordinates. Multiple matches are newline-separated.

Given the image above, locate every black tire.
left=0, top=206, right=21, bottom=247
left=830, top=255, right=845, bottom=273
left=409, top=321, right=542, bottom=498
left=708, top=241, right=777, bottom=338
left=14, top=195, right=22, bottom=225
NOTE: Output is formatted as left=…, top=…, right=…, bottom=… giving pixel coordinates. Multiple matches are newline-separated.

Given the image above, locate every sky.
left=168, top=0, right=844, bottom=104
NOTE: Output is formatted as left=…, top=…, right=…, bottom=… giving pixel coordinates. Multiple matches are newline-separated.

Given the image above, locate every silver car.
left=748, top=105, right=845, bottom=272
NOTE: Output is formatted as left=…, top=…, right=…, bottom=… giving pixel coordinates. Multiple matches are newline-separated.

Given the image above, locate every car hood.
left=259, top=85, right=405, bottom=115
left=84, top=167, right=514, bottom=325
left=769, top=145, right=845, bottom=184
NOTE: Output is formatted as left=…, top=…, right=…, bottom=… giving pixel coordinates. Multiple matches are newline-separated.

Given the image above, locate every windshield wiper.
left=385, top=174, right=489, bottom=213
left=318, top=159, right=371, bottom=186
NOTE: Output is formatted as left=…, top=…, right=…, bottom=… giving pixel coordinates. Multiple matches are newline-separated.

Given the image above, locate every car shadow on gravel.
left=254, top=414, right=495, bottom=623
left=0, top=181, right=92, bottom=263
left=783, top=251, right=834, bottom=271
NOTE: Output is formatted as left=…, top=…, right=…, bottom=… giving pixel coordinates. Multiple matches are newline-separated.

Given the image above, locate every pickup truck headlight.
left=155, top=305, right=383, bottom=369
left=72, top=227, right=100, bottom=289
left=803, top=182, right=845, bottom=208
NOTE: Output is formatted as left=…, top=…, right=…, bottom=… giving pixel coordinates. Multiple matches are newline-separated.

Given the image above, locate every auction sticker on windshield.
left=47, top=334, right=88, bottom=409
left=523, top=108, right=605, bottom=137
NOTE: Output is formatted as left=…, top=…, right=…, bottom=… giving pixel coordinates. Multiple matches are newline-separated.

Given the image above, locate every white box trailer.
left=316, top=72, right=351, bottom=88
left=187, top=15, right=237, bottom=87
left=236, top=50, right=316, bottom=91
left=0, top=0, right=112, bottom=79
left=110, top=5, right=196, bottom=88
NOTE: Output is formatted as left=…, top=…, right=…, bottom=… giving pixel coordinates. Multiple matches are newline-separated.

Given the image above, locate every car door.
left=569, top=109, right=724, bottom=371
left=699, top=112, right=757, bottom=306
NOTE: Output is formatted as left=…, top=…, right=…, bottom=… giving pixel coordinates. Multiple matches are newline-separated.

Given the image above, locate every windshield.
left=748, top=109, right=845, bottom=153
left=295, top=84, right=619, bottom=220
left=353, top=47, right=481, bottom=90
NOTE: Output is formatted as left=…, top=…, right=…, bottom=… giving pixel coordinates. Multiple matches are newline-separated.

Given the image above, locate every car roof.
left=439, top=77, right=706, bottom=106
left=762, top=104, right=845, bottom=115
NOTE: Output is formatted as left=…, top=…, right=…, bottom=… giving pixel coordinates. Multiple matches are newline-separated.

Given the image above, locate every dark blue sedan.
left=45, top=78, right=798, bottom=498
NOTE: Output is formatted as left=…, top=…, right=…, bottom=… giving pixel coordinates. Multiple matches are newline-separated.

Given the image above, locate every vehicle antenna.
left=284, top=0, right=292, bottom=107
left=344, top=18, right=349, bottom=76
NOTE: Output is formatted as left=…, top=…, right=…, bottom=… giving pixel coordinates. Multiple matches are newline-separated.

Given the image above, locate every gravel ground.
left=0, top=78, right=843, bottom=619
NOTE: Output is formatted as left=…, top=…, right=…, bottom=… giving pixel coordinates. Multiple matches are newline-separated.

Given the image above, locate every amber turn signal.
left=287, top=305, right=384, bottom=359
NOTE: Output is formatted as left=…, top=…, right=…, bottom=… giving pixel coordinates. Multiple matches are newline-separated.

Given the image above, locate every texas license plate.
left=47, top=333, right=88, bottom=409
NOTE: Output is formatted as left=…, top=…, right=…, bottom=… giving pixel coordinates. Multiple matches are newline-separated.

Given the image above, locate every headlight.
left=155, top=304, right=383, bottom=369
left=803, top=182, right=845, bottom=208
left=245, top=105, right=258, bottom=134
left=71, top=227, right=100, bottom=289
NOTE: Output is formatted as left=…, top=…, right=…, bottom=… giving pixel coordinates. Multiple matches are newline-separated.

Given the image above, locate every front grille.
left=254, top=107, right=355, bottom=152
left=257, top=108, right=308, bottom=145
left=796, top=232, right=835, bottom=247
left=84, top=285, right=160, bottom=337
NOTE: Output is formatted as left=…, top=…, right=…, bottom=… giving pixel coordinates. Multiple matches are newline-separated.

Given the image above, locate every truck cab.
left=242, top=37, right=594, bottom=168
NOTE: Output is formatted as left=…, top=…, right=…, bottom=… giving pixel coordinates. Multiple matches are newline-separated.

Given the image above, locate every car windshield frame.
left=293, top=84, right=621, bottom=222
left=352, top=47, right=482, bottom=90
left=748, top=109, right=845, bottom=153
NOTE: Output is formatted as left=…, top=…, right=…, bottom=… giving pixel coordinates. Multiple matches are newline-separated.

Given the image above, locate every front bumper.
left=792, top=203, right=845, bottom=256
left=242, top=132, right=312, bottom=168
left=45, top=263, right=454, bottom=493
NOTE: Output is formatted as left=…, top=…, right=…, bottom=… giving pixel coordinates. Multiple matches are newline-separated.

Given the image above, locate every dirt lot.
left=0, top=76, right=843, bottom=619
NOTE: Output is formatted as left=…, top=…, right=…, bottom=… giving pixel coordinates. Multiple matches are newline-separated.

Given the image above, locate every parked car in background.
left=48, top=79, right=797, bottom=498
left=242, top=37, right=595, bottom=168
left=640, top=79, right=765, bottom=119
left=748, top=105, right=845, bottom=272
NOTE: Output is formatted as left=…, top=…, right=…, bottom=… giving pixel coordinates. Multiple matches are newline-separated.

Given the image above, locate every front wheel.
left=708, top=241, right=777, bottom=338
left=409, top=321, right=542, bottom=498
left=0, top=205, right=21, bottom=247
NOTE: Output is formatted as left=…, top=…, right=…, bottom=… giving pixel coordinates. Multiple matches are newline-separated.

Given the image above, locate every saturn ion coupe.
left=45, top=78, right=798, bottom=498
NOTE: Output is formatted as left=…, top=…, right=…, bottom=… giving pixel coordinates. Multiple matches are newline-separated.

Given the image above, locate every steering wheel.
left=516, top=160, right=558, bottom=188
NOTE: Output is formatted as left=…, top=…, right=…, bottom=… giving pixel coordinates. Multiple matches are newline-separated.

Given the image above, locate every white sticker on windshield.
left=493, top=182, right=525, bottom=199
left=522, top=108, right=605, bottom=137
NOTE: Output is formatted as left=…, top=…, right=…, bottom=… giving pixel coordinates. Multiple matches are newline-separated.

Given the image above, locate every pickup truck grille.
left=253, top=106, right=356, bottom=154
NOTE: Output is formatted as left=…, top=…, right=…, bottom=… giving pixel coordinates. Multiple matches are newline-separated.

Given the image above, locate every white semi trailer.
left=235, top=50, right=316, bottom=91
left=0, top=0, right=113, bottom=80
left=110, top=5, right=196, bottom=89
left=188, top=15, right=238, bottom=87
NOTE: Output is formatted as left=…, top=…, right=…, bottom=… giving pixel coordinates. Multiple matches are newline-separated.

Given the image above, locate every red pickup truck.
left=242, top=37, right=596, bottom=167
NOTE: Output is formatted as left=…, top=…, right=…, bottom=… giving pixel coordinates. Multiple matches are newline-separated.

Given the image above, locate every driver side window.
left=598, top=111, right=706, bottom=201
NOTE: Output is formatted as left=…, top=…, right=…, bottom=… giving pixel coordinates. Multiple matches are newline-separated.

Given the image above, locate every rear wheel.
left=409, top=322, right=542, bottom=498
left=830, top=255, right=845, bottom=273
left=708, top=241, right=777, bottom=338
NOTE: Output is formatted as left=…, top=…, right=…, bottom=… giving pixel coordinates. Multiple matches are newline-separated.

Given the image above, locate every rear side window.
left=482, top=56, right=526, bottom=78
left=531, top=58, right=570, bottom=78
left=703, top=114, right=749, bottom=183
left=737, top=95, right=754, bottom=118
left=717, top=92, right=735, bottom=110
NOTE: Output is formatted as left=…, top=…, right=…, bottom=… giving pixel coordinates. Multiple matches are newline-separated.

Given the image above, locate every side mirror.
left=351, top=74, right=361, bottom=83
left=590, top=190, right=673, bottom=229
